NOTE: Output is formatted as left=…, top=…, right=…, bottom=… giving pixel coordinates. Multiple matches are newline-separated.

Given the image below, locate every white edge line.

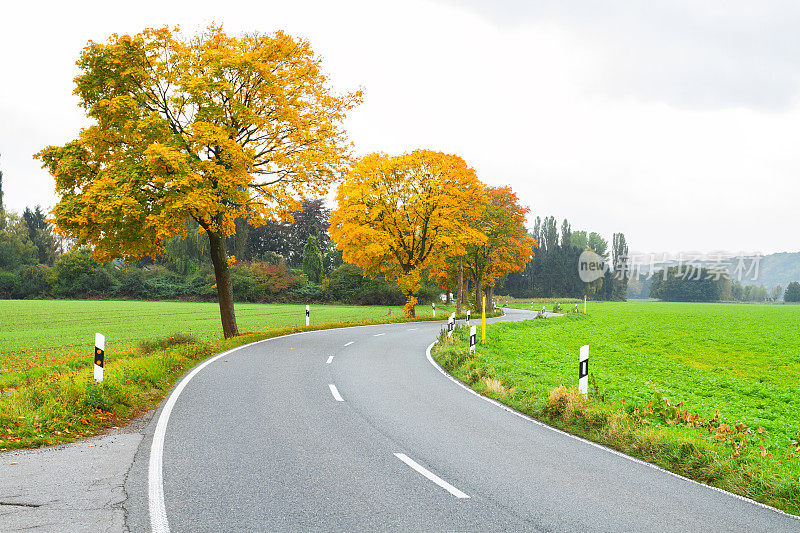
left=148, top=336, right=290, bottom=533
left=329, top=383, right=344, bottom=401
left=424, top=341, right=800, bottom=521
left=394, top=453, right=470, bottom=499
left=147, top=311, right=520, bottom=532
left=149, top=329, right=317, bottom=532
left=374, top=333, right=385, bottom=337
left=344, top=341, right=354, bottom=347
left=326, top=355, right=334, bottom=364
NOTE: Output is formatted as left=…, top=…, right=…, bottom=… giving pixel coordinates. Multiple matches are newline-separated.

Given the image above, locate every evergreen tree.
left=499, top=216, right=619, bottom=300
left=784, top=281, right=800, bottom=302
left=21, top=206, right=58, bottom=265
left=611, top=233, right=629, bottom=301
left=302, top=232, right=324, bottom=284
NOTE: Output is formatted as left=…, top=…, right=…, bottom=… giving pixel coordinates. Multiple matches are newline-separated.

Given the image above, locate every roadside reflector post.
left=94, top=333, right=105, bottom=382
left=306, top=305, right=310, bottom=327
left=574, top=304, right=578, bottom=313
left=541, top=305, right=545, bottom=315
left=584, top=296, right=587, bottom=314
left=447, top=313, right=455, bottom=338
left=579, top=345, right=589, bottom=396
left=481, top=295, right=486, bottom=344
left=469, top=325, right=477, bottom=354
left=466, top=310, right=470, bottom=326
left=432, top=302, right=436, bottom=317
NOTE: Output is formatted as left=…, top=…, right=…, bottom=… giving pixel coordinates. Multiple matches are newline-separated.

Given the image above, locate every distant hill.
left=625, top=252, right=800, bottom=299
left=756, top=252, right=800, bottom=291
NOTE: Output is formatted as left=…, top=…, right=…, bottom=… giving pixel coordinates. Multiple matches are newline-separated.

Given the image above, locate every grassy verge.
left=0, top=306, right=501, bottom=451
left=0, top=299, right=499, bottom=390
left=431, top=302, right=800, bottom=515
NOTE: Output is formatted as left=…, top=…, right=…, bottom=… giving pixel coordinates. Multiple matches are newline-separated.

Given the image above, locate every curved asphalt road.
left=124, top=308, right=799, bottom=532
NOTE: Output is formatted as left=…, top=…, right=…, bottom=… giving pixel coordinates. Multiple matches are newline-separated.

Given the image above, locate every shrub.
left=287, top=282, right=325, bottom=301
left=0, top=270, right=20, bottom=298
left=16, top=264, right=52, bottom=297
left=230, top=269, right=261, bottom=301
left=52, top=249, right=98, bottom=297
left=143, top=269, right=189, bottom=299
left=115, top=267, right=147, bottom=298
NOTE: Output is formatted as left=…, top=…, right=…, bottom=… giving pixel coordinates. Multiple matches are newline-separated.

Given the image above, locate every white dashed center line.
left=393, top=453, right=470, bottom=499
left=329, top=384, right=344, bottom=402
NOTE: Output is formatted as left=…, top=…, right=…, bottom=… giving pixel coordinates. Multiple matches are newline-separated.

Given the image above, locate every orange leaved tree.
left=329, top=150, right=485, bottom=317
left=463, top=186, right=535, bottom=311
left=36, top=25, right=360, bottom=338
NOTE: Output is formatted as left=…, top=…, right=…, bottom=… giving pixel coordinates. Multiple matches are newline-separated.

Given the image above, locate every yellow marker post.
left=481, top=294, right=486, bottom=344
left=584, top=295, right=587, bottom=314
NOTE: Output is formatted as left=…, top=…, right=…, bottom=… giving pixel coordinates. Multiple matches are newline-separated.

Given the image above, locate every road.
left=123, top=308, right=799, bottom=532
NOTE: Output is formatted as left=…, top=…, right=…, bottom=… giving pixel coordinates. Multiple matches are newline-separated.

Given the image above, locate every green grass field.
left=434, top=300, right=800, bottom=514
left=0, top=300, right=465, bottom=390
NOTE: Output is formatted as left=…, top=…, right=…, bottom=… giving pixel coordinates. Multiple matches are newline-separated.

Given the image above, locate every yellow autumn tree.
left=36, top=25, right=361, bottom=338
left=330, top=150, right=485, bottom=317
left=463, top=186, right=535, bottom=311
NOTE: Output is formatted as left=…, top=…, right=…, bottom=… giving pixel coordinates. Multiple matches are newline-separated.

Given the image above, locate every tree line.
left=0, top=191, right=444, bottom=304
left=649, top=267, right=799, bottom=303
left=499, top=216, right=629, bottom=301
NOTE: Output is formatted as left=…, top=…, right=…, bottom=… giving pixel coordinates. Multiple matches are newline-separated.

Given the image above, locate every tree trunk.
left=487, top=285, right=494, bottom=312
left=456, top=256, right=463, bottom=315
left=403, top=293, right=417, bottom=318
left=208, top=230, right=239, bottom=338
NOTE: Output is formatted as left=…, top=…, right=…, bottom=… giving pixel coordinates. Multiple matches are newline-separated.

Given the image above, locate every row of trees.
left=0, top=193, right=450, bottom=304
left=648, top=268, right=799, bottom=302
left=329, top=151, right=534, bottom=317
left=499, top=216, right=629, bottom=301
left=29, top=25, right=622, bottom=336
left=0, top=204, right=62, bottom=272
left=33, top=25, right=525, bottom=335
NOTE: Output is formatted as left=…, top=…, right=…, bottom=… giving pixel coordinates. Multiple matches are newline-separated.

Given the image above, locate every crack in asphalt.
left=0, top=502, right=41, bottom=508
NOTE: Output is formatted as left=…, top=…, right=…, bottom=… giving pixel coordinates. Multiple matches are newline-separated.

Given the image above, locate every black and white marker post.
left=466, top=310, right=471, bottom=326
left=305, top=305, right=310, bottom=327
left=579, top=345, right=589, bottom=396
left=469, top=325, right=477, bottom=354
left=432, top=302, right=436, bottom=317
left=94, top=333, right=105, bottom=382
left=447, top=313, right=455, bottom=337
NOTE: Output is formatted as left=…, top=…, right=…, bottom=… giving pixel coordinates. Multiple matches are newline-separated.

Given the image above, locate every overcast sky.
left=2, top=0, right=799, bottom=254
